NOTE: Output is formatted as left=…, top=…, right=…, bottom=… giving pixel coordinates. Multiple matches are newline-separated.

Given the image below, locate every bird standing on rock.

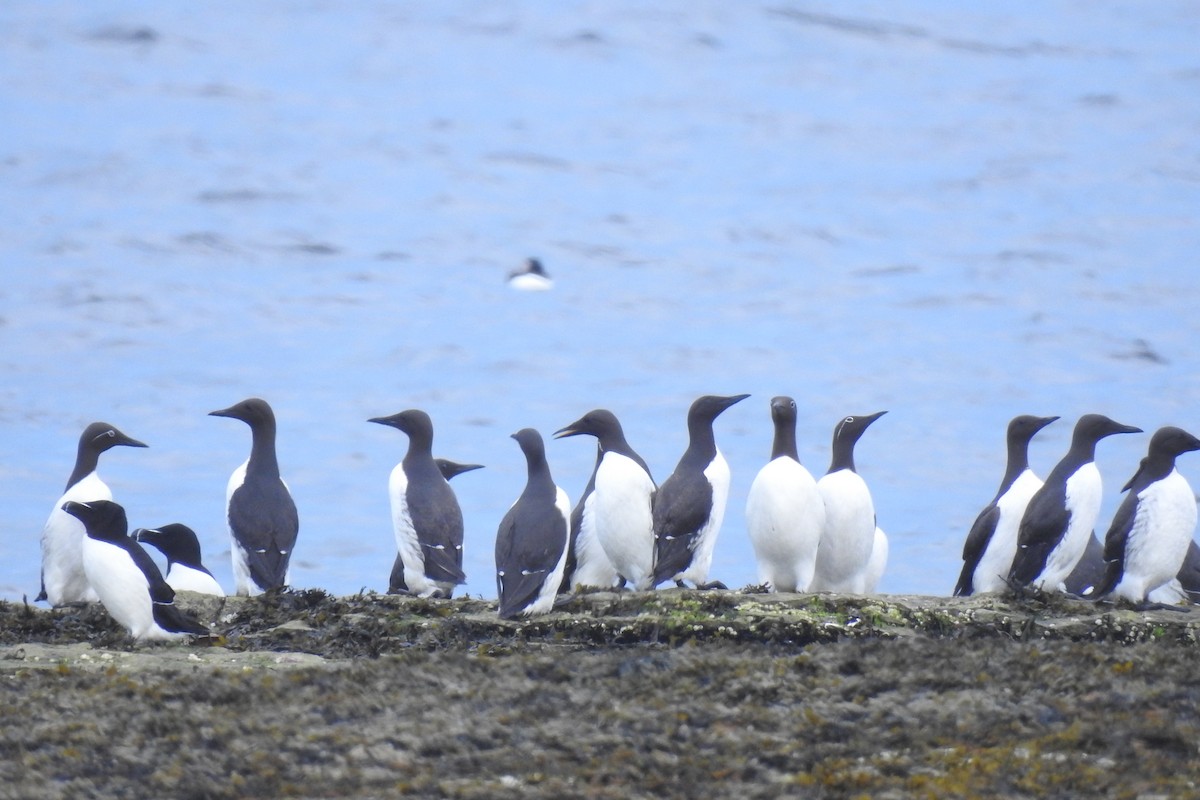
left=369, top=410, right=468, bottom=598
left=744, top=396, right=825, bottom=593
left=37, top=421, right=147, bottom=607
left=1008, top=413, right=1142, bottom=593
left=955, top=414, right=1059, bottom=596
left=495, top=429, right=571, bottom=618
left=1094, top=426, right=1200, bottom=605
left=64, top=499, right=209, bottom=640
left=652, top=393, right=749, bottom=590
left=812, top=411, right=887, bottom=593
left=211, top=398, right=299, bottom=596
left=554, top=409, right=654, bottom=591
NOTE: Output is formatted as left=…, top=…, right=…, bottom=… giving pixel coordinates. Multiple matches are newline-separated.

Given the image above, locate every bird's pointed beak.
left=121, top=435, right=149, bottom=449
left=209, top=406, right=235, bottom=419
left=132, top=527, right=158, bottom=542
left=552, top=424, right=581, bottom=439
left=61, top=500, right=89, bottom=515
left=1115, top=422, right=1143, bottom=435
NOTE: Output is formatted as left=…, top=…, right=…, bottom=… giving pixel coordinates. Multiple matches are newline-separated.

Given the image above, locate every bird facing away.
left=369, top=409, right=468, bottom=598
left=812, top=411, right=887, bottom=593
left=1008, top=413, right=1142, bottom=592
left=507, top=257, right=553, bottom=291
left=210, top=398, right=299, bottom=596
left=63, top=500, right=209, bottom=640
left=135, top=523, right=225, bottom=597
left=744, top=396, right=826, bottom=592
left=495, top=429, right=571, bottom=618
left=651, top=393, right=749, bottom=589
left=38, top=421, right=147, bottom=607
left=954, top=414, right=1059, bottom=596
left=387, top=457, right=482, bottom=595
left=1094, top=425, right=1200, bottom=604
left=554, top=409, right=654, bottom=591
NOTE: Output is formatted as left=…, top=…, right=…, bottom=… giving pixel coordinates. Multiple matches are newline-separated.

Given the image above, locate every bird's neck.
left=771, top=420, right=799, bottom=462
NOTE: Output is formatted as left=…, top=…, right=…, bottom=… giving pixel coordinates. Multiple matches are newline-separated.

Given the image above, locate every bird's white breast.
left=570, top=491, right=619, bottom=590
left=973, top=469, right=1043, bottom=593
left=1112, top=469, right=1198, bottom=602
left=167, top=564, right=225, bottom=597
left=592, top=452, right=656, bottom=590
left=1039, top=462, right=1102, bottom=590
left=82, top=537, right=156, bottom=638
left=745, top=456, right=825, bottom=592
left=813, top=468, right=876, bottom=592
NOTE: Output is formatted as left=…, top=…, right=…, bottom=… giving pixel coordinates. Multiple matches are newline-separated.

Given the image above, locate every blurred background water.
left=2, top=2, right=1198, bottom=601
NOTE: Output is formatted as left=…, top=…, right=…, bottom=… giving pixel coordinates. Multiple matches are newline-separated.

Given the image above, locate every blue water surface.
left=2, top=2, right=1198, bottom=601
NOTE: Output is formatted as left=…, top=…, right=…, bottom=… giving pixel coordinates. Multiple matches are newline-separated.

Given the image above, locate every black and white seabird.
left=1093, top=425, right=1200, bottom=604
left=1008, top=413, right=1142, bottom=592
left=954, top=414, right=1060, bottom=596
left=651, top=393, right=749, bottom=590
left=387, top=457, right=482, bottom=596
left=494, top=428, right=571, bottom=618
left=507, top=257, right=553, bottom=291
left=369, top=410, right=468, bottom=598
left=744, top=396, right=826, bottom=593
left=134, top=523, right=225, bottom=597
left=37, top=421, right=147, bottom=607
left=554, top=409, right=655, bottom=591
left=812, top=411, right=887, bottom=593
left=210, top=398, right=299, bottom=596
left=63, top=500, right=209, bottom=640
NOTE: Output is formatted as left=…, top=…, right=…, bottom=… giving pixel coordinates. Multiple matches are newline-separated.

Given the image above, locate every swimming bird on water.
left=1008, top=413, right=1141, bottom=593
left=652, top=393, right=749, bottom=590
left=369, top=410, right=468, bottom=598
left=495, top=429, right=571, bottom=618
left=210, top=398, right=299, bottom=596
left=1094, top=425, right=1200, bottom=605
left=507, top=257, right=553, bottom=291
left=64, top=500, right=209, bottom=640
left=554, top=409, right=654, bottom=592
left=955, top=414, right=1059, bottom=596
left=744, top=396, right=825, bottom=593
left=135, top=523, right=225, bottom=596
left=812, top=411, right=887, bottom=593
left=37, top=421, right=147, bottom=607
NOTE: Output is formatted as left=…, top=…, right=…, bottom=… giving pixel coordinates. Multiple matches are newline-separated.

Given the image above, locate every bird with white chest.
left=651, top=393, right=749, bottom=590
left=135, top=523, right=225, bottom=597
left=495, top=429, right=571, bottom=618
left=744, top=396, right=825, bottom=593
left=553, top=409, right=654, bottom=591
left=955, top=414, right=1059, bottom=596
left=1008, top=413, right=1141, bottom=593
left=1095, top=425, right=1200, bottom=605
left=64, top=499, right=209, bottom=641
left=812, top=411, right=887, bottom=593
left=210, top=397, right=299, bottom=596
left=369, top=409, right=468, bottom=598
left=37, top=421, right=147, bottom=607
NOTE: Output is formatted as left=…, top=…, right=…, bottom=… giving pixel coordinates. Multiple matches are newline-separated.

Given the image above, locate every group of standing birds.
left=955, top=413, right=1200, bottom=608
left=34, top=393, right=1200, bottom=641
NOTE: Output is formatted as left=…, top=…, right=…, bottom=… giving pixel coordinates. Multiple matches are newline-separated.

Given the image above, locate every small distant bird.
left=495, top=429, right=571, bottom=618
left=744, top=396, right=826, bottom=593
left=812, top=411, right=887, bottom=593
left=134, top=523, right=225, bottom=597
left=554, top=409, right=655, bottom=591
left=210, top=398, right=299, bottom=596
left=63, top=500, right=209, bottom=640
left=651, top=393, right=749, bottom=590
left=369, top=409, right=468, bottom=598
left=386, top=457, right=482, bottom=595
left=507, top=257, right=553, bottom=291
left=954, top=415, right=1059, bottom=596
left=37, top=422, right=147, bottom=607
left=1008, top=413, right=1141, bottom=592
left=1094, top=426, right=1200, bottom=604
